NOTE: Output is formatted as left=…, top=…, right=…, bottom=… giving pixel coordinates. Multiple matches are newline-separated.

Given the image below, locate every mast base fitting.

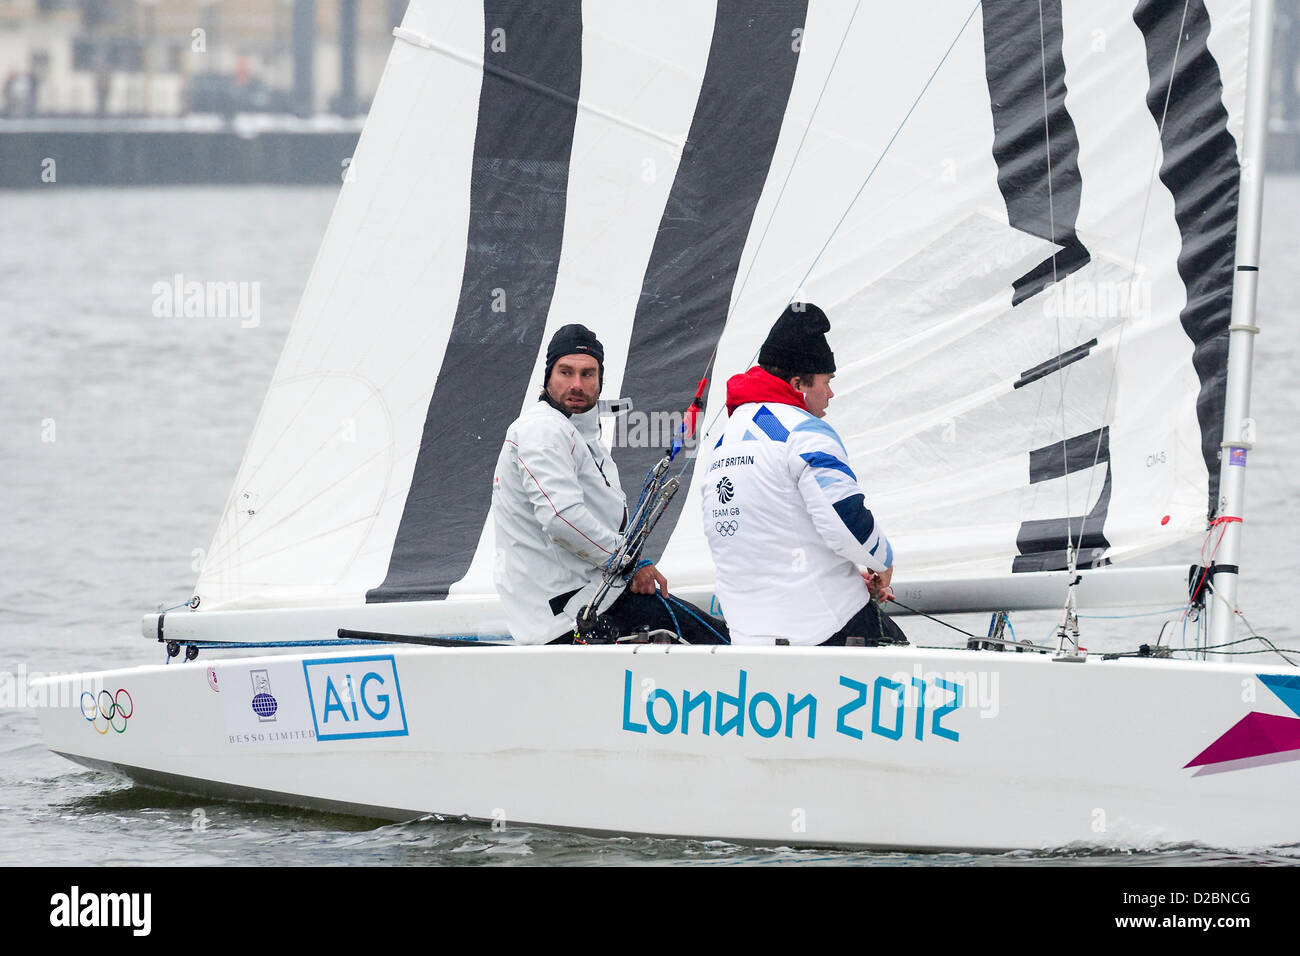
left=1053, top=647, right=1088, bottom=663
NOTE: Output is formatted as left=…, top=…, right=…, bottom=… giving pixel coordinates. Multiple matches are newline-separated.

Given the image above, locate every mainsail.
left=194, top=0, right=1252, bottom=618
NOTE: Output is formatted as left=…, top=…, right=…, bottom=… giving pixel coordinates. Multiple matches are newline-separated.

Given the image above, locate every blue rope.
left=663, top=593, right=731, bottom=645
left=656, top=592, right=683, bottom=640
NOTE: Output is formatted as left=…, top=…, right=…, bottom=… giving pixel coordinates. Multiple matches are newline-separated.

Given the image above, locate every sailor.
left=701, top=304, right=907, bottom=646
left=492, top=324, right=727, bottom=645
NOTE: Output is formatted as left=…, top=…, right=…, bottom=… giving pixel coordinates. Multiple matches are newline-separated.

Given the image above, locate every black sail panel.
left=1134, top=0, right=1240, bottom=519
left=617, top=0, right=809, bottom=558
left=1013, top=428, right=1113, bottom=573
left=368, top=0, right=583, bottom=603
left=980, top=0, right=1091, bottom=306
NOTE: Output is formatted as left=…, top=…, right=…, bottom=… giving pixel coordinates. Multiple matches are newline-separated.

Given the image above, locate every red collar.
left=724, top=366, right=808, bottom=416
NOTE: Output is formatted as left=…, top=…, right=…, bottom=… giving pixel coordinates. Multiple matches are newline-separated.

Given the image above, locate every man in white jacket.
left=492, top=324, right=726, bottom=645
left=701, top=304, right=907, bottom=646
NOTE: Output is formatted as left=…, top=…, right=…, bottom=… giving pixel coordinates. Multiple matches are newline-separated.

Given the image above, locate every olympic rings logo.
left=714, top=520, right=739, bottom=536
left=81, top=688, right=133, bottom=735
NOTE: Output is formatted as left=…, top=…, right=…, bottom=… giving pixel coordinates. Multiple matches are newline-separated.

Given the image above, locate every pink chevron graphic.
left=1185, top=712, right=1300, bottom=769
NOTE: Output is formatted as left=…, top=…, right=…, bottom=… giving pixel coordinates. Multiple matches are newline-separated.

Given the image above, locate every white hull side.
left=35, top=645, right=1300, bottom=851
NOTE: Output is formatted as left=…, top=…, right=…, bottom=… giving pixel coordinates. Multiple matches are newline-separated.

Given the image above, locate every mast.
left=1206, top=0, right=1274, bottom=657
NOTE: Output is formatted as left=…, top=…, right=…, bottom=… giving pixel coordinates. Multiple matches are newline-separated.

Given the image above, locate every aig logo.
left=302, top=656, right=408, bottom=741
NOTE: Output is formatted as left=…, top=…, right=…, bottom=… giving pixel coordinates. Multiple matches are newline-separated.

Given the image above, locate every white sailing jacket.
left=700, top=374, right=893, bottom=645
left=492, top=397, right=628, bottom=644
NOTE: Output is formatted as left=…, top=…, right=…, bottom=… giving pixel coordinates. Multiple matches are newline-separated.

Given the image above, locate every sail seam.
left=393, top=26, right=684, bottom=150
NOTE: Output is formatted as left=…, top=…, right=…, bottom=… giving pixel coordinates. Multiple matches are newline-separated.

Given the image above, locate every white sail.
left=194, top=0, right=1253, bottom=623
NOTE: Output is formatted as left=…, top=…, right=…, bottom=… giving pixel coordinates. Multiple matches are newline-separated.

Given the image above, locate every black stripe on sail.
left=368, top=0, right=582, bottom=603
left=617, top=0, right=808, bottom=556
left=1133, top=0, right=1239, bottom=519
left=1014, top=427, right=1112, bottom=573
left=980, top=0, right=1091, bottom=306
left=1027, top=426, right=1109, bottom=484
left=1013, top=338, right=1098, bottom=390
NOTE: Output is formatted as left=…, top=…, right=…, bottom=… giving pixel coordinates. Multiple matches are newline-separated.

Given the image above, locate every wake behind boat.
left=36, top=0, right=1299, bottom=851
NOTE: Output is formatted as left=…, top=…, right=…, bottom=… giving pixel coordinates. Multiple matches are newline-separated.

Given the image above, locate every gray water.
left=2, top=181, right=1299, bottom=866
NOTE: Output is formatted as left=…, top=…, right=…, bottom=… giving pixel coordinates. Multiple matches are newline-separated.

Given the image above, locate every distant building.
left=0, top=0, right=401, bottom=116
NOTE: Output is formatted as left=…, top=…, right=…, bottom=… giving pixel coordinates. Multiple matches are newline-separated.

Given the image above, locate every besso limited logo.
left=303, top=656, right=407, bottom=741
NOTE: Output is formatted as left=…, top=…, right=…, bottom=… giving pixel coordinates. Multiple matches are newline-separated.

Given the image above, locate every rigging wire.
left=623, top=1, right=869, bottom=496
left=691, top=0, right=870, bottom=450
left=1036, top=0, right=1073, bottom=560
left=696, top=0, right=982, bottom=451
left=1072, top=0, right=1194, bottom=562
left=727, top=0, right=864, bottom=349
left=790, top=0, right=982, bottom=298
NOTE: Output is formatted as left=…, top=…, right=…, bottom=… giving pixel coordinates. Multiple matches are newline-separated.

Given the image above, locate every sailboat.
left=36, top=0, right=1299, bottom=850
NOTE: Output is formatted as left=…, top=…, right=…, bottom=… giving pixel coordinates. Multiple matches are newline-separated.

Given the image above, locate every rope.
left=655, top=592, right=683, bottom=641
left=663, top=593, right=731, bottom=644
left=1079, top=606, right=1187, bottom=619
left=885, top=597, right=981, bottom=641
left=1185, top=516, right=1241, bottom=617
left=1194, top=635, right=1298, bottom=663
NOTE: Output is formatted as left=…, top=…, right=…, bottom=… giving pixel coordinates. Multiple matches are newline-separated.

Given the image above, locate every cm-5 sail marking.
left=369, top=0, right=583, bottom=602
left=616, top=0, right=808, bottom=556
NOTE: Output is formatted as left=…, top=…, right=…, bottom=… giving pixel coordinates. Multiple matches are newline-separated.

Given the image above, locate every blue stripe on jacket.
left=832, top=493, right=877, bottom=545
left=752, top=405, right=789, bottom=442
left=792, top=416, right=848, bottom=454
left=799, top=451, right=857, bottom=481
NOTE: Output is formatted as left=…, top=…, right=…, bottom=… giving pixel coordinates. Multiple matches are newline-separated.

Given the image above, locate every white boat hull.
left=35, top=644, right=1300, bottom=851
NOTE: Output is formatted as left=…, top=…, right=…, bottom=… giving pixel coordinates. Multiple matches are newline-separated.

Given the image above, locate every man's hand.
left=631, top=564, right=668, bottom=596
left=861, top=566, right=894, bottom=603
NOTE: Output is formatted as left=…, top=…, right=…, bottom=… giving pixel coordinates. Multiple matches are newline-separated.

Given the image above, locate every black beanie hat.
left=758, top=303, right=836, bottom=375
left=544, top=323, right=605, bottom=384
